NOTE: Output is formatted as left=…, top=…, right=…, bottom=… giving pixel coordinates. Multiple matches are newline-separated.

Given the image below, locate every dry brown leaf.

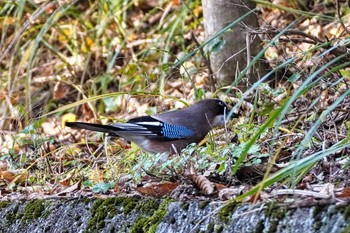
left=301, top=174, right=314, bottom=184
left=59, top=169, right=76, bottom=187
left=113, top=138, right=132, bottom=151
left=189, top=175, right=215, bottom=195
left=0, top=90, right=20, bottom=104
left=53, top=81, right=70, bottom=100
left=218, top=186, right=245, bottom=201
left=136, top=182, right=178, bottom=197
left=172, top=0, right=181, bottom=6
left=81, top=103, right=95, bottom=121
left=1, top=169, right=28, bottom=184
left=335, top=187, right=350, bottom=198
left=214, top=183, right=227, bottom=190
left=56, top=180, right=82, bottom=196
left=273, top=0, right=296, bottom=7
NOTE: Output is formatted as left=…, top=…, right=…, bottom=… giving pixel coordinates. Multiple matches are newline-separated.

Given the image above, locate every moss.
left=264, top=201, right=277, bottom=217
left=199, top=200, right=210, bottom=209
left=86, top=197, right=140, bottom=232
left=180, top=202, right=190, bottom=210
left=82, top=197, right=94, bottom=204
left=218, top=200, right=237, bottom=223
left=271, top=207, right=286, bottom=219
left=342, top=205, right=350, bottom=221
left=341, top=224, right=350, bottom=233
left=312, top=205, right=325, bottom=218
left=207, top=221, right=214, bottom=232
left=215, top=225, right=223, bottom=233
left=22, top=199, right=47, bottom=222
left=206, top=222, right=225, bottom=233
left=0, top=201, right=10, bottom=209
left=130, top=198, right=173, bottom=233
left=135, top=198, right=160, bottom=214
left=131, top=216, right=148, bottom=233
left=253, top=220, right=264, bottom=233
left=312, top=205, right=326, bottom=231
left=5, top=202, right=20, bottom=224
left=85, top=197, right=172, bottom=232
left=86, top=198, right=114, bottom=232
left=270, top=209, right=286, bottom=232
left=264, top=202, right=286, bottom=233
left=123, top=197, right=139, bottom=215
left=313, top=220, right=322, bottom=231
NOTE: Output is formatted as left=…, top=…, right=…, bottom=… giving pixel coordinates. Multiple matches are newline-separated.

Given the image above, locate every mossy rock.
left=22, top=199, right=47, bottom=222
left=130, top=198, right=173, bottom=233
left=86, top=196, right=140, bottom=232
left=218, top=200, right=237, bottom=223
left=199, top=200, right=210, bottom=209
left=135, top=198, right=160, bottom=214
left=0, top=201, right=10, bottom=209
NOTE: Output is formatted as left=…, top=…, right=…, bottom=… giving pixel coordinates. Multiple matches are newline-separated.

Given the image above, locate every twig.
left=336, top=0, right=350, bottom=36
left=267, top=28, right=349, bottom=59
left=278, top=38, right=318, bottom=45
left=191, top=31, right=216, bottom=91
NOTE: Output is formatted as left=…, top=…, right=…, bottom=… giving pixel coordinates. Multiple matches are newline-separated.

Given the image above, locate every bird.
left=65, top=99, right=237, bottom=155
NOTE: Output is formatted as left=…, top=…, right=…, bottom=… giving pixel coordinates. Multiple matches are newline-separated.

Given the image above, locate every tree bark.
left=202, top=0, right=267, bottom=91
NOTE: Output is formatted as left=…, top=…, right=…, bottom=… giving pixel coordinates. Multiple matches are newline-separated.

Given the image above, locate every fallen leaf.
left=1, top=169, right=28, bottom=184
left=136, top=182, right=178, bottom=197
left=218, top=186, right=246, bottom=201
left=53, top=81, right=70, bottom=100
left=336, top=187, right=350, bottom=198
left=189, top=175, right=214, bottom=195
left=56, top=180, right=82, bottom=196
left=59, top=169, right=76, bottom=187
left=214, top=183, right=227, bottom=190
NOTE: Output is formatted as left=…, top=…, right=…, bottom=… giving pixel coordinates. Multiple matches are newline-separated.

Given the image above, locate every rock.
left=0, top=197, right=349, bottom=232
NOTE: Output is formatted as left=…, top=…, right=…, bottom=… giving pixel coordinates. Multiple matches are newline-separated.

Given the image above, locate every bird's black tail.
left=65, top=122, right=120, bottom=135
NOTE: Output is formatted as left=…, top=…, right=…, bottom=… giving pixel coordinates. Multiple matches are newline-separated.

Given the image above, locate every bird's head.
left=195, top=99, right=238, bottom=127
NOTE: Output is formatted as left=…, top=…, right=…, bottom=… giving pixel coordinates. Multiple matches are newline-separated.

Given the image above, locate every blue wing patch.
left=161, top=123, right=195, bottom=139
left=127, top=116, right=195, bottom=139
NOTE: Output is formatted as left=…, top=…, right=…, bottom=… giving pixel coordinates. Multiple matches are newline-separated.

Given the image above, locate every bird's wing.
left=125, top=116, right=195, bottom=139
left=66, top=116, right=195, bottom=140
left=65, top=121, right=157, bottom=137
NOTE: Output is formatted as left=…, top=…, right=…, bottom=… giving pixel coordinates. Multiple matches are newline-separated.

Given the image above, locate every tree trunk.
left=202, top=0, right=267, bottom=91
